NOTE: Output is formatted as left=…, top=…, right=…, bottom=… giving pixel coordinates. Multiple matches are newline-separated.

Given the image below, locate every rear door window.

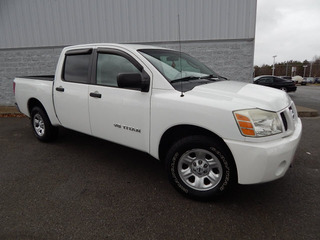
left=63, top=50, right=92, bottom=83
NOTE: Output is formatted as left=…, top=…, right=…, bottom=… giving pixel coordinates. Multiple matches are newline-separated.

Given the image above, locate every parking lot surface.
left=289, top=85, right=320, bottom=113
left=0, top=117, right=319, bottom=240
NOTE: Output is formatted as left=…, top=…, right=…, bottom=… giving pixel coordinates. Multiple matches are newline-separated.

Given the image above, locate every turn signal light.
left=235, top=113, right=255, bottom=136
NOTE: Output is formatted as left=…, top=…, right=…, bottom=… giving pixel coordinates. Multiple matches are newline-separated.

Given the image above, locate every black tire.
left=30, top=107, right=58, bottom=142
left=165, top=135, right=237, bottom=200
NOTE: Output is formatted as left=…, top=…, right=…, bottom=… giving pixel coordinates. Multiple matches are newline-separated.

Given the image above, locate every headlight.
left=233, top=109, right=282, bottom=137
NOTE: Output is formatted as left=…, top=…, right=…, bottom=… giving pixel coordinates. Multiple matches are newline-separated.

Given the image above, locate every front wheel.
left=31, top=107, right=58, bottom=142
left=165, top=136, right=237, bottom=200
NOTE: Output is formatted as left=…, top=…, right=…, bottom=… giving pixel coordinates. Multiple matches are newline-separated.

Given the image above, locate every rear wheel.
left=31, top=107, right=58, bottom=142
left=280, top=87, right=287, bottom=92
left=165, top=135, right=237, bottom=200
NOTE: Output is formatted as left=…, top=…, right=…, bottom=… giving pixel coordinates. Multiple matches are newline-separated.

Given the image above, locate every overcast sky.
left=254, top=0, right=320, bottom=66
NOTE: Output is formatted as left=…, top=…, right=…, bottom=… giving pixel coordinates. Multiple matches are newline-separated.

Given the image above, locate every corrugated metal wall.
left=0, top=0, right=256, bottom=48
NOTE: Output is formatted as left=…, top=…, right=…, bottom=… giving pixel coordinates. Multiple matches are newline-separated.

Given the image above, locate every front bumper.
left=225, top=118, right=302, bottom=184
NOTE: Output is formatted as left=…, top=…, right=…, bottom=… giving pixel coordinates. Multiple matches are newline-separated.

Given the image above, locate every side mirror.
left=117, top=71, right=150, bottom=92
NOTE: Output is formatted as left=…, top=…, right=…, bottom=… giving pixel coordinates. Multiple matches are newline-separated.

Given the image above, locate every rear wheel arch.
left=28, top=98, right=46, bottom=116
left=28, top=98, right=58, bottom=142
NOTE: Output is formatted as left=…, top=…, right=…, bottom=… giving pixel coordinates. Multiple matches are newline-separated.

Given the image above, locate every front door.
left=88, top=49, right=151, bottom=152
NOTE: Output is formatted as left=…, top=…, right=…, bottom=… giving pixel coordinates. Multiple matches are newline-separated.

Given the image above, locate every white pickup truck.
left=14, top=43, right=302, bottom=200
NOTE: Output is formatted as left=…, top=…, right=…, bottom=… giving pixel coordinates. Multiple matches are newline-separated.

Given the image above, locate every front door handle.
left=90, top=91, right=102, bottom=98
left=56, top=86, right=64, bottom=92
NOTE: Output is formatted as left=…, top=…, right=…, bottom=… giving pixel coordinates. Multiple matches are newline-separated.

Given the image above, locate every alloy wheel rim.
left=178, top=149, right=223, bottom=191
left=33, top=113, right=45, bottom=137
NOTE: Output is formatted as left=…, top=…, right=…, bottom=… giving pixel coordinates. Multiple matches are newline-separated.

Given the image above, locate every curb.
left=0, top=106, right=26, bottom=118
left=296, top=106, right=318, bottom=118
left=0, top=105, right=318, bottom=118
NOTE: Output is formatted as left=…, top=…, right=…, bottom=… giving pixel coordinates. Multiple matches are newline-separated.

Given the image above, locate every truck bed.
left=14, top=75, right=57, bottom=121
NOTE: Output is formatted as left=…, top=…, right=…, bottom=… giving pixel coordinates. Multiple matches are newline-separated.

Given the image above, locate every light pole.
left=272, top=55, right=277, bottom=76
left=309, top=62, right=313, bottom=77
left=303, top=65, right=308, bottom=78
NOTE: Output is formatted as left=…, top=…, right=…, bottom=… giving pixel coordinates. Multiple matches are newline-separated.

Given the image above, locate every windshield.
left=138, top=49, right=219, bottom=82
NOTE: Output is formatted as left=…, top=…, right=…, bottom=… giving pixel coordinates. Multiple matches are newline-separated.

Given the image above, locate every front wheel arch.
left=159, top=125, right=234, bottom=162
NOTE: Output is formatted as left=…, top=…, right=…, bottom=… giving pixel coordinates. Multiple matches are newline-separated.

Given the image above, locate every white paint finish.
left=147, top=81, right=294, bottom=159
left=225, top=118, right=302, bottom=184
left=193, top=81, right=291, bottom=112
left=0, top=0, right=257, bottom=48
left=13, top=77, right=60, bottom=125
left=53, top=81, right=91, bottom=135
left=88, top=86, right=151, bottom=152
left=14, top=43, right=302, bottom=185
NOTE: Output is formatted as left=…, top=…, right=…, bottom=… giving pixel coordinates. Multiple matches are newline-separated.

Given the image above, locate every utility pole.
left=272, top=55, right=277, bottom=76
left=286, top=61, right=288, bottom=76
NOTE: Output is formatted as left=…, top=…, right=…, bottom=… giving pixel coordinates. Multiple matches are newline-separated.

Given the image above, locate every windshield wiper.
left=171, top=74, right=228, bottom=84
left=170, top=76, right=200, bottom=83
left=200, top=74, right=227, bottom=80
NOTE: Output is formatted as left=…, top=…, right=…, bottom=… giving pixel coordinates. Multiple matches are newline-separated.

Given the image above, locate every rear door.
left=88, top=48, right=152, bottom=152
left=53, top=49, right=93, bottom=135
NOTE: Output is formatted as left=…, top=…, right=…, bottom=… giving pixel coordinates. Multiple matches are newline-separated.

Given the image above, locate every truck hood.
left=190, top=81, right=291, bottom=112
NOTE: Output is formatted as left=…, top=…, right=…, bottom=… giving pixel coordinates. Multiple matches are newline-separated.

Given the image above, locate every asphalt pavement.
left=289, top=84, right=320, bottom=114
left=0, top=116, right=319, bottom=240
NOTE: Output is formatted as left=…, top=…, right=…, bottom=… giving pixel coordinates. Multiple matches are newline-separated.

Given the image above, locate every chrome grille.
left=280, top=112, right=288, bottom=131
left=280, top=103, right=297, bottom=134
left=289, top=106, right=295, bottom=120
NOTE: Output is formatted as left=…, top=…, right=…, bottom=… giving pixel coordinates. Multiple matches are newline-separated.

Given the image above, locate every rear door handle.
left=90, top=91, right=102, bottom=98
left=56, top=86, right=64, bottom=92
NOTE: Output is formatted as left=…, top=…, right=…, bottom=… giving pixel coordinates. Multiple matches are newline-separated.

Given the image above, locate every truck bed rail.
left=18, top=75, right=54, bottom=81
